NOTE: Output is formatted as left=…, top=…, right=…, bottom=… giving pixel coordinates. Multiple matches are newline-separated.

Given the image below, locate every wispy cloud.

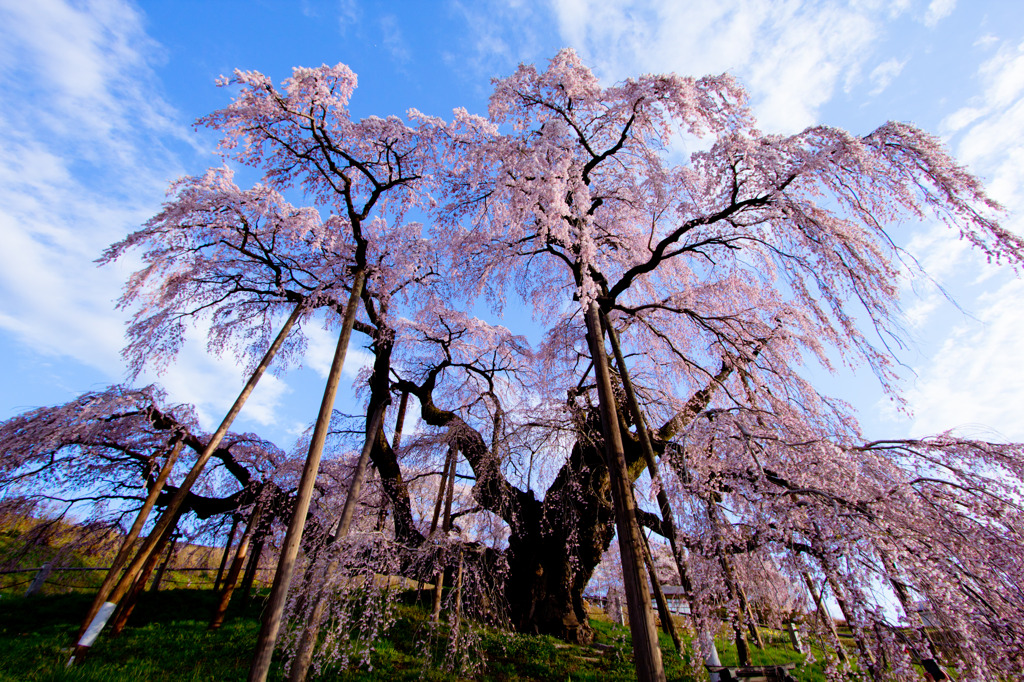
left=0, top=0, right=188, bottom=378
left=923, top=0, right=956, bottom=28
left=544, top=0, right=896, bottom=132
left=869, top=57, right=906, bottom=95
left=894, top=37, right=1024, bottom=441
left=380, top=14, right=411, bottom=64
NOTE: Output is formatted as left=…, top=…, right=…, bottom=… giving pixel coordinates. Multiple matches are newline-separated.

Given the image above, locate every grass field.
left=0, top=588, right=828, bottom=681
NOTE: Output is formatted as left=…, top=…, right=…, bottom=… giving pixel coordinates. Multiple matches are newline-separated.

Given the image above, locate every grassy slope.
left=0, top=590, right=825, bottom=681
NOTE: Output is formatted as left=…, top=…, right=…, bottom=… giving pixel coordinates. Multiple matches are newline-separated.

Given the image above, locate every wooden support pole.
left=601, top=311, right=699, bottom=619
left=150, top=532, right=179, bottom=592
left=109, top=506, right=183, bottom=637
left=248, top=271, right=365, bottom=682
left=213, top=513, right=242, bottom=594
left=71, top=303, right=302, bottom=664
left=803, top=572, right=849, bottom=666
left=584, top=301, right=665, bottom=682
left=638, top=527, right=683, bottom=656
left=210, top=496, right=267, bottom=629
left=286, top=404, right=388, bottom=682
left=75, top=439, right=184, bottom=641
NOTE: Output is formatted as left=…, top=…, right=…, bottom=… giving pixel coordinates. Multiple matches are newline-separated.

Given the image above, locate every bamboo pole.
left=71, top=302, right=303, bottom=664
left=248, top=270, right=366, bottom=682
left=583, top=301, right=665, bottom=682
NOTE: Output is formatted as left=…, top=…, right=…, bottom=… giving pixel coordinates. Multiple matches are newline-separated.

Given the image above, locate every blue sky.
left=2, top=0, right=1024, bottom=452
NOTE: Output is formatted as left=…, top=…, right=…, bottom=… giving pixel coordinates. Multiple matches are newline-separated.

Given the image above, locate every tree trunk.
left=248, top=269, right=365, bottom=682
left=73, top=303, right=302, bottom=663
left=583, top=301, right=666, bottom=682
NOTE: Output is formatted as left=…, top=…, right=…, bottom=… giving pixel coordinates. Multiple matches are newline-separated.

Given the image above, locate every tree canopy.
left=3, top=50, right=1024, bottom=682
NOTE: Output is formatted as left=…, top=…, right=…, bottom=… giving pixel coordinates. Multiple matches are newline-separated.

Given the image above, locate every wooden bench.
left=705, top=663, right=797, bottom=682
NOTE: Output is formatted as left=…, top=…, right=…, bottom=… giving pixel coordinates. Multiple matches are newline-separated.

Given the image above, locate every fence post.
left=24, top=562, right=53, bottom=597
left=788, top=620, right=805, bottom=653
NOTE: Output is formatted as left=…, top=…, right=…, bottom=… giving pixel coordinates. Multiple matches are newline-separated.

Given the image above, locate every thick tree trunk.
left=503, top=432, right=614, bottom=644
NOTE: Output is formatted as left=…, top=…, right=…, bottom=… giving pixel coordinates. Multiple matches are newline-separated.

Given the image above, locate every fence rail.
left=1, top=563, right=274, bottom=597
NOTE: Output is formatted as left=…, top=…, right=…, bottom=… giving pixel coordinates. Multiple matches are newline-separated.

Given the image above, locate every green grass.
left=0, top=589, right=825, bottom=681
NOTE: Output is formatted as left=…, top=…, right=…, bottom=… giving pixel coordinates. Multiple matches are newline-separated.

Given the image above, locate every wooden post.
left=150, top=532, right=179, bottom=592
left=240, top=527, right=266, bottom=601
left=431, top=448, right=458, bottom=624
left=584, top=301, right=665, bottom=682
left=638, top=528, right=683, bottom=656
left=739, top=582, right=764, bottom=648
left=213, top=514, right=242, bottom=593
left=248, top=270, right=366, bottom=682
left=788, top=620, right=805, bottom=653
left=601, top=311, right=700, bottom=621
left=24, top=562, right=53, bottom=597
left=803, top=572, right=849, bottom=665
left=286, top=404, right=388, bottom=682
left=108, top=506, right=183, bottom=637
left=210, top=496, right=267, bottom=629
left=71, top=303, right=302, bottom=664
left=879, top=553, right=948, bottom=680
left=74, top=439, right=184, bottom=642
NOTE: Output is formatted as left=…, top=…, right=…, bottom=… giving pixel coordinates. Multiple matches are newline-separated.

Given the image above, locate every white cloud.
left=0, top=2, right=191, bottom=397
left=869, top=57, right=906, bottom=95
left=301, top=322, right=374, bottom=380
left=380, top=14, right=411, bottom=64
left=903, top=276, right=1024, bottom=441
left=891, top=37, right=1024, bottom=442
left=923, top=0, right=956, bottom=28
left=544, top=0, right=902, bottom=133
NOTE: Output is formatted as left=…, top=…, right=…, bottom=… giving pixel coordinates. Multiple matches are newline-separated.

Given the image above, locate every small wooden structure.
left=705, top=663, right=797, bottom=682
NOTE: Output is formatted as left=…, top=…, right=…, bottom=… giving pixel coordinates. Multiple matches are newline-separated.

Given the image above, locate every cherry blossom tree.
left=8, top=48, right=1024, bottom=682
left=431, top=49, right=1024, bottom=681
